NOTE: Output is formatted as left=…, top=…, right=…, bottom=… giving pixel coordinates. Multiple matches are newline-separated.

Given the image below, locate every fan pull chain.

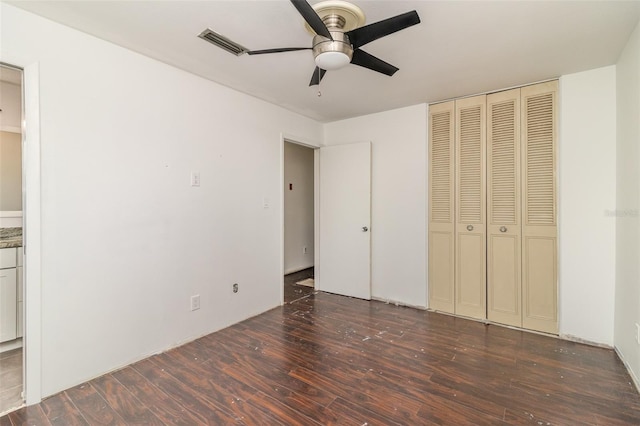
left=317, top=75, right=322, bottom=97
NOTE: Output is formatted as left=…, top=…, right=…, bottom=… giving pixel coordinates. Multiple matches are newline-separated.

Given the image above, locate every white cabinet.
left=0, top=248, right=16, bottom=268
left=0, top=247, right=21, bottom=342
left=0, top=247, right=17, bottom=343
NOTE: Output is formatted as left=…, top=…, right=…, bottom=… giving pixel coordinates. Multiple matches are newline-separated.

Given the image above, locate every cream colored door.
left=487, top=88, right=522, bottom=327
left=428, top=101, right=455, bottom=313
left=455, top=95, right=486, bottom=319
left=521, top=81, right=558, bottom=334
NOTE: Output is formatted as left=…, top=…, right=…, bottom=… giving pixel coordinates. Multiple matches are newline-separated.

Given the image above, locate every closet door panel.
left=458, top=233, right=485, bottom=308
left=455, top=95, right=486, bottom=319
left=523, top=235, right=557, bottom=322
left=429, top=232, right=454, bottom=305
left=487, top=88, right=522, bottom=327
left=428, top=101, right=455, bottom=313
left=488, top=234, right=520, bottom=321
left=521, top=81, right=558, bottom=334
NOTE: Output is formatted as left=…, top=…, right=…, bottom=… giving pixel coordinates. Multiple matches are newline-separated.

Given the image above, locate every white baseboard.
left=559, top=333, right=612, bottom=349
left=372, top=297, right=427, bottom=310
left=425, top=311, right=618, bottom=349
left=284, top=264, right=314, bottom=275
left=615, top=346, right=640, bottom=393
left=0, top=338, right=23, bottom=354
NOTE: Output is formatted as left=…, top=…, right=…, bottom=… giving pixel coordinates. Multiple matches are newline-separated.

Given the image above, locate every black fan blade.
left=290, top=0, right=333, bottom=40
left=350, top=49, right=399, bottom=76
left=309, top=67, right=327, bottom=86
left=346, top=10, right=420, bottom=49
left=247, top=47, right=311, bottom=55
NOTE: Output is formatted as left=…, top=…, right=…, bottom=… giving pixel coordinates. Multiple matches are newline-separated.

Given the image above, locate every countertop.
left=0, top=227, right=22, bottom=249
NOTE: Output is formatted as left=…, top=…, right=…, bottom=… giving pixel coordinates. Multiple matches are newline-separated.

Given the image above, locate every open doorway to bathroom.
left=0, top=64, right=24, bottom=414
left=283, top=141, right=315, bottom=303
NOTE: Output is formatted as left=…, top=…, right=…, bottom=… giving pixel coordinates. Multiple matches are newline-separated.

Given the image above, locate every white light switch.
left=191, top=171, right=200, bottom=187
left=190, top=295, right=200, bottom=311
left=263, top=197, right=270, bottom=209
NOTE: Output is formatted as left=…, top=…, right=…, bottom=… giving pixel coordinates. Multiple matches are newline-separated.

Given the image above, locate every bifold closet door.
left=428, top=101, right=455, bottom=313
left=455, top=95, right=486, bottom=319
left=521, top=81, right=558, bottom=334
left=487, top=88, right=522, bottom=327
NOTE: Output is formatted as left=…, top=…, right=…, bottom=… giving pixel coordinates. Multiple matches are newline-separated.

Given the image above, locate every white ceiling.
left=9, top=1, right=640, bottom=122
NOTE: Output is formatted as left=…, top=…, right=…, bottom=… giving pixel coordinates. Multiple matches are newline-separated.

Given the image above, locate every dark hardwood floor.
left=284, top=267, right=315, bottom=304
left=3, top=291, right=640, bottom=425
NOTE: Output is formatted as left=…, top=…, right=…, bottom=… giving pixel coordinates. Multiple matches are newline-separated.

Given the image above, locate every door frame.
left=279, top=134, right=321, bottom=305
left=23, top=62, right=43, bottom=406
left=0, top=60, right=43, bottom=406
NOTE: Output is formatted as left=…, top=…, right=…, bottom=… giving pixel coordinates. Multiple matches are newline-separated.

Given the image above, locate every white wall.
left=1, top=4, right=322, bottom=398
left=324, top=104, right=428, bottom=307
left=615, top=20, right=640, bottom=386
left=0, top=79, right=23, bottom=212
left=0, top=80, right=22, bottom=132
left=283, top=141, right=314, bottom=274
left=0, top=131, right=22, bottom=211
left=559, top=66, right=617, bottom=346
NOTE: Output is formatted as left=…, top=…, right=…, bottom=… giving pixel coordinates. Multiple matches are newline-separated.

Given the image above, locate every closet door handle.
left=466, top=225, right=474, bottom=231
left=500, top=226, right=507, bottom=233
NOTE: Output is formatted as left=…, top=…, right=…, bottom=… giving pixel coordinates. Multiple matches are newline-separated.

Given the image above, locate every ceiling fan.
left=235, top=0, right=420, bottom=86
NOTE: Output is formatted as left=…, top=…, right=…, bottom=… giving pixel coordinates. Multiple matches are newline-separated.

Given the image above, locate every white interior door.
left=318, top=142, right=371, bottom=300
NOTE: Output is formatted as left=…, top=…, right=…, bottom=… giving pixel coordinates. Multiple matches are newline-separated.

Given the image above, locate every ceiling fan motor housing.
left=312, top=31, right=353, bottom=70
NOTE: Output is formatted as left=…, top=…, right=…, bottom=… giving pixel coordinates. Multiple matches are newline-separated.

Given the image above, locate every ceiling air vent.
left=198, top=29, right=248, bottom=56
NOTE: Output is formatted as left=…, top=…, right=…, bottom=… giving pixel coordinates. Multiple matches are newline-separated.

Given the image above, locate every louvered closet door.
left=487, top=88, right=522, bottom=327
left=455, top=95, right=486, bottom=319
left=428, top=101, right=455, bottom=313
left=521, top=81, right=558, bottom=334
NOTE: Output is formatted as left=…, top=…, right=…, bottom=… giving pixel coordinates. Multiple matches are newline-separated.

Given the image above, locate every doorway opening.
left=0, top=63, right=25, bottom=414
left=283, top=140, right=315, bottom=303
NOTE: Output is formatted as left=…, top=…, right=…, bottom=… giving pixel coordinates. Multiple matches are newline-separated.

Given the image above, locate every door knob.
left=500, top=226, right=507, bottom=233
left=466, top=225, right=474, bottom=231
left=362, top=226, right=368, bottom=232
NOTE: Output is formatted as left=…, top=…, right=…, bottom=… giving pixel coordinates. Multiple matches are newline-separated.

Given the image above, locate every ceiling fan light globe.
left=315, top=51, right=351, bottom=70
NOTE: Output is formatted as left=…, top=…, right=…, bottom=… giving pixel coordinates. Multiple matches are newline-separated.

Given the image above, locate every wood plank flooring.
left=0, top=348, right=23, bottom=414
left=284, top=267, right=315, bottom=304
left=2, top=291, right=640, bottom=425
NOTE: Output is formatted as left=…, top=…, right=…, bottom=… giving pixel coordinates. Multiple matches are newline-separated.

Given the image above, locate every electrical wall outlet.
left=635, top=323, right=640, bottom=344
left=190, top=172, right=200, bottom=187
left=190, top=295, right=200, bottom=311
left=233, top=283, right=239, bottom=293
